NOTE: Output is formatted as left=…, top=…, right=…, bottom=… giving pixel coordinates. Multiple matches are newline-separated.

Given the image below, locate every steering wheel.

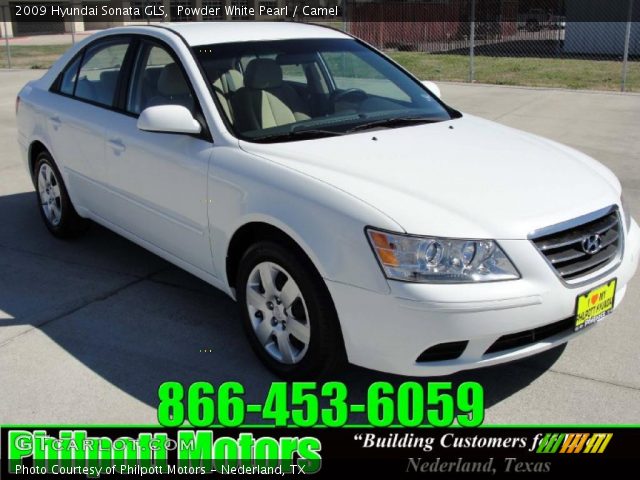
left=330, top=88, right=368, bottom=104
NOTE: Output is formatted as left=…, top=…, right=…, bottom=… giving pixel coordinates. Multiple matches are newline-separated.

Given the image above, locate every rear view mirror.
left=137, top=105, right=201, bottom=135
left=422, top=81, right=441, bottom=99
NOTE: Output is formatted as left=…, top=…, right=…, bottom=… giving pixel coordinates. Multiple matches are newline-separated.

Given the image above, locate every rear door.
left=45, top=37, right=133, bottom=217
left=102, top=39, right=215, bottom=275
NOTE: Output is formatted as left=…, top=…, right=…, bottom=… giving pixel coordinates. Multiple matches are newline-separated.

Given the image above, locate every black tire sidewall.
left=236, top=241, right=343, bottom=379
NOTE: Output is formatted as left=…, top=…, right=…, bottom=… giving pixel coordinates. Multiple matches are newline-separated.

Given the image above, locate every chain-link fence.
left=344, top=0, right=638, bottom=92
left=1, top=0, right=638, bottom=92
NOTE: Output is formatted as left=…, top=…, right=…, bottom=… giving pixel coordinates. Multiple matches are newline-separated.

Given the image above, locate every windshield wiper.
left=251, top=117, right=445, bottom=142
left=253, top=128, right=346, bottom=143
left=347, top=116, right=445, bottom=133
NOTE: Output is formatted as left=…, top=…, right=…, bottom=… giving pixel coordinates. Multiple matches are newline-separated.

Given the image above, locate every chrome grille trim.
left=535, top=213, right=619, bottom=251
left=555, top=244, right=617, bottom=277
left=530, top=206, right=622, bottom=284
left=546, top=228, right=618, bottom=265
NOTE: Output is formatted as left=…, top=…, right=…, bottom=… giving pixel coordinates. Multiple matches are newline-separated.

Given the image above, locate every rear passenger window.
left=58, top=55, right=82, bottom=95
left=127, top=44, right=194, bottom=115
left=75, top=41, right=129, bottom=107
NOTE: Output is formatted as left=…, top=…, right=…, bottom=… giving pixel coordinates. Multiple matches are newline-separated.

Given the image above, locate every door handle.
left=49, top=116, right=61, bottom=130
left=107, top=138, right=126, bottom=154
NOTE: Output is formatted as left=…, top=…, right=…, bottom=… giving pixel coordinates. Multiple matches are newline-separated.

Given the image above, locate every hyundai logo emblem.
left=581, top=234, right=603, bottom=255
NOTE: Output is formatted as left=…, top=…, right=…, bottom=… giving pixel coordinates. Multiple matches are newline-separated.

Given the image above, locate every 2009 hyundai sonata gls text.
left=16, top=22, right=639, bottom=378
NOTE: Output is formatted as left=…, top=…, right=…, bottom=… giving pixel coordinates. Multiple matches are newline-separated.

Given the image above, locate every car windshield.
left=193, top=38, right=457, bottom=142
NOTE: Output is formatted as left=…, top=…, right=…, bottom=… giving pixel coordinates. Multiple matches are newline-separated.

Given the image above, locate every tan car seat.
left=231, top=58, right=310, bottom=132
left=212, top=69, right=243, bottom=121
left=147, top=63, right=194, bottom=112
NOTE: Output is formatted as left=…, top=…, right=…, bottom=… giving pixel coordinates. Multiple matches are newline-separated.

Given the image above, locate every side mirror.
left=421, top=80, right=441, bottom=99
left=137, top=105, right=201, bottom=135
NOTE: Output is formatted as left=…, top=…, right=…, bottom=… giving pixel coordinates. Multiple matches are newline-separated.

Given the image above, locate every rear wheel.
left=237, top=241, right=345, bottom=379
left=35, top=152, right=88, bottom=238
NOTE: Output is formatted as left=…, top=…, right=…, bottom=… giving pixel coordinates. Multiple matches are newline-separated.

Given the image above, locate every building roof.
left=157, top=21, right=349, bottom=46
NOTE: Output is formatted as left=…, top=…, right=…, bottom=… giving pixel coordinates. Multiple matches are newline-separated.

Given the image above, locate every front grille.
left=484, top=317, right=574, bottom=355
left=531, top=210, right=621, bottom=281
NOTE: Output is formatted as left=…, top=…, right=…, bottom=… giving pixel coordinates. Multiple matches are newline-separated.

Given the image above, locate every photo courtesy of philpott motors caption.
left=16, top=21, right=639, bottom=379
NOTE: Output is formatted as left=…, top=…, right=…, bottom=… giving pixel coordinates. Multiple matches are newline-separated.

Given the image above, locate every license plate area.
left=574, top=278, right=617, bottom=332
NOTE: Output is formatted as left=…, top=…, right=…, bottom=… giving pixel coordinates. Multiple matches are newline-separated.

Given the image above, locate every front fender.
left=208, top=147, right=401, bottom=295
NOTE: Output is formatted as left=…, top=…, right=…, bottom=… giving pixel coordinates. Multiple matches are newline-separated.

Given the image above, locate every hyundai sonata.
left=16, top=22, right=639, bottom=378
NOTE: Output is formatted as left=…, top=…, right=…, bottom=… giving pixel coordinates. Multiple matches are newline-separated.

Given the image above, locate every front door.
left=103, top=41, right=214, bottom=275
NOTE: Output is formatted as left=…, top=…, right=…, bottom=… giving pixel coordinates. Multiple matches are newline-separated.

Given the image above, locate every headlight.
left=366, top=228, right=520, bottom=283
left=621, top=195, right=632, bottom=231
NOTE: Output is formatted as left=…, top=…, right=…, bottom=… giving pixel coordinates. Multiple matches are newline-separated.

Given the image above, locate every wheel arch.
left=226, top=220, right=348, bottom=369
left=225, top=221, right=328, bottom=296
left=28, top=140, right=51, bottom=184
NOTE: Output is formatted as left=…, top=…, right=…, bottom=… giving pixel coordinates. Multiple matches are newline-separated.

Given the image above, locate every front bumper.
left=327, top=219, right=640, bottom=376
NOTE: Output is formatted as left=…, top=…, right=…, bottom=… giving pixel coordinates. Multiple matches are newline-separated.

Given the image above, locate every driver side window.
left=127, top=43, right=195, bottom=115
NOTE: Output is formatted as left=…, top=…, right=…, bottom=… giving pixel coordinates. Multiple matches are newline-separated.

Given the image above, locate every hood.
left=240, top=114, right=621, bottom=239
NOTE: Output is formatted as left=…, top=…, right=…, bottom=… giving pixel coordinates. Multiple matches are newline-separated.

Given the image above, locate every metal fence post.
left=621, top=0, right=634, bottom=92
left=469, top=0, right=476, bottom=82
left=71, top=13, right=76, bottom=45
left=342, top=0, right=348, bottom=34
left=2, top=6, right=11, bottom=69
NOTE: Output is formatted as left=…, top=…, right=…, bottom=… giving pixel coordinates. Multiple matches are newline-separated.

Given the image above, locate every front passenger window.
left=127, top=45, right=194, bottom=115
left=75, top=41, right=129, bottom=107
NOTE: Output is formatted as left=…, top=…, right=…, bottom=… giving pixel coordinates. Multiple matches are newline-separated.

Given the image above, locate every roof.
left=156, top=22, right=350, bottom=46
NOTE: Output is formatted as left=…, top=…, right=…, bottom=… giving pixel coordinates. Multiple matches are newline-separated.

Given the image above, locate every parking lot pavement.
left=1, top=70, right=639, bottom=424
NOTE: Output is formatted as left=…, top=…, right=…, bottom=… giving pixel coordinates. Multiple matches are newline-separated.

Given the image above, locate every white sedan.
left=16, top=22, right=639, bottom=378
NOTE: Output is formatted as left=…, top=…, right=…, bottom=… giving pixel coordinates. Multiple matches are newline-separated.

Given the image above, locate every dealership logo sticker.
left=535, top=433, right=612, bottom=454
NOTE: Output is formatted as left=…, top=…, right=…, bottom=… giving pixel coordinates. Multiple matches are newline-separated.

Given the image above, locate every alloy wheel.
left=37, top=163, right=62, bottom=226
left=245, top=261, right=311, bottom=364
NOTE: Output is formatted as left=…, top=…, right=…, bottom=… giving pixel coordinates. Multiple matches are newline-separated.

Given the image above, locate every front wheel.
left=236, top=241, right=345, bottom=379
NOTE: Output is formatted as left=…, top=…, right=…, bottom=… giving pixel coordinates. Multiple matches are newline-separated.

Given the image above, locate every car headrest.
left=224, top=69, right=244, bottom=91
left=100, top=70, right=120, bottom=84
left=157, top=63, right=190, bottom=96
left=210, top=68, right=244, bottom=92
left=245, top=58, right=283, bottom=90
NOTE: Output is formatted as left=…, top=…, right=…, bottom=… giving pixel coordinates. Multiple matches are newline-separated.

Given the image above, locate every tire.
left=34, top=151, right=88, bottom=238
left=236, top=241, right=345, bottom=379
